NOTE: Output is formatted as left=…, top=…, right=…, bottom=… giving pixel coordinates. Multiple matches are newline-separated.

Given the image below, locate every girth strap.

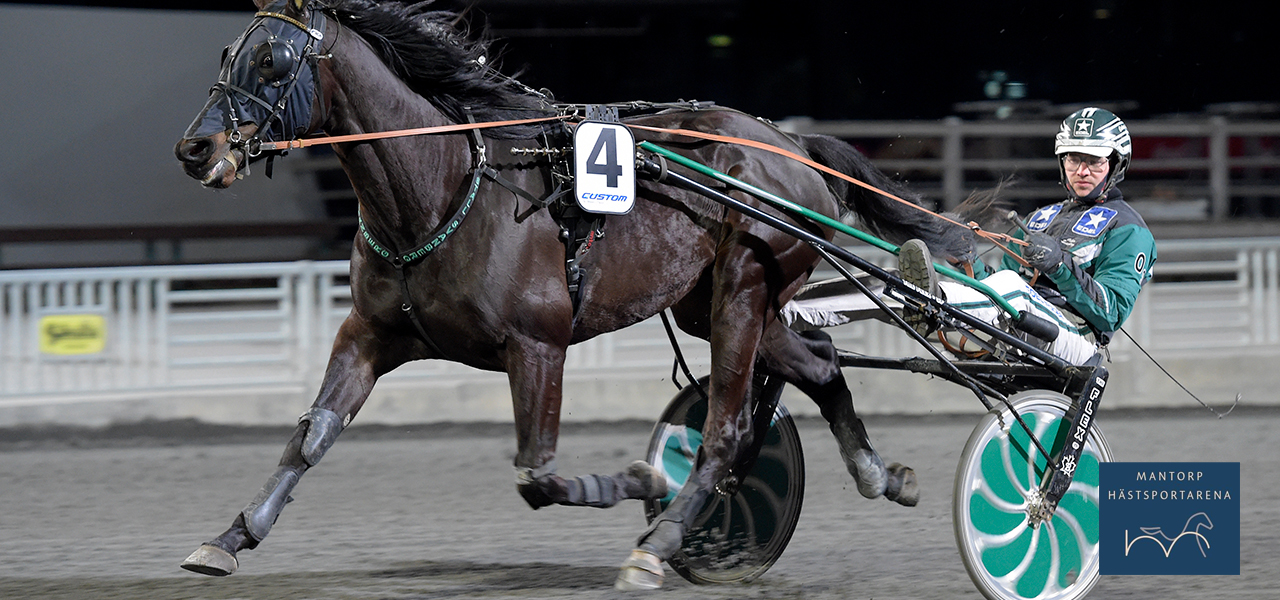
left=394, top=263, right=447, bottom=357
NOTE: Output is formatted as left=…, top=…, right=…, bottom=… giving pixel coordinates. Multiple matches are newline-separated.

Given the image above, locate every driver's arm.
left=1042, top=224, right=1156, bottom=333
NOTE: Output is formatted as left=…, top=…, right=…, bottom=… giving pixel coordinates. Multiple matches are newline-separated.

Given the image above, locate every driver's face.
left=1063, top=153, right=1111, bottom=197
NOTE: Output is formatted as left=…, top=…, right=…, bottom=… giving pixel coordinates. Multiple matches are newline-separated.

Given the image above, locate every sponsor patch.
left=1100, top=462, right=1239, bottom=575
left=1027, top=204, right=1063, bottom=232
left=1072, top=206, right=1117, bottom=237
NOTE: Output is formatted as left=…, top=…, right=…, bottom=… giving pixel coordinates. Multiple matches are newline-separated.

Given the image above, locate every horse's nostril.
left=176, top=138, right=215, bottom=164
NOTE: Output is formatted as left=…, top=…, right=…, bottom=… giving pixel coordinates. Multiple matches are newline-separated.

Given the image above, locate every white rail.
left=3, top=238, right=1279, bottom=407
left=777, top=116, right=1280, bottom=219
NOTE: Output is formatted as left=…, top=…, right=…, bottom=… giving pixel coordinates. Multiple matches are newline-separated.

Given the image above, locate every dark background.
left=8, top=0, right=1275, bottom=120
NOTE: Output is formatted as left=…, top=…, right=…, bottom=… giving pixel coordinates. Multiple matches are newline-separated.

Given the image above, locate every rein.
left=265, top=113, right=1027, bottom=268
left=257, top=114, right=572, bottom=152
left=626, top=124, right=1031, bottom=267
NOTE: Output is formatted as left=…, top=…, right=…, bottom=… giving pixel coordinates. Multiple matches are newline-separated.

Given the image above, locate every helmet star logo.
left=1074, top=118, right=1094, bottom=136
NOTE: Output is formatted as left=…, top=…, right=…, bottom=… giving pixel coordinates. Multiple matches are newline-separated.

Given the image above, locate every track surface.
left=1, top=407, right=1276, bottom=599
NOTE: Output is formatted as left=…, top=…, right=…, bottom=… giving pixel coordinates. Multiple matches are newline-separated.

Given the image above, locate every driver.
left=784, top=107, right=1157, bottom=365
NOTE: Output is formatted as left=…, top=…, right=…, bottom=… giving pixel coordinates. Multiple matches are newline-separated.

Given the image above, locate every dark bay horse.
left=174, top=0, right=968, bottom=589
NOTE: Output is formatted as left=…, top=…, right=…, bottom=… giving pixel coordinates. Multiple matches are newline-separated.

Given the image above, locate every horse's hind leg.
left=616, top=250, right=770, bottom=590
left=507, top=335, right=668, bottom=510
left=758, top=324, right=918, bottom=506
left=181, top=316, right=381, bottom=576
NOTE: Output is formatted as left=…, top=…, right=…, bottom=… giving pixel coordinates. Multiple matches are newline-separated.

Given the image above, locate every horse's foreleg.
left=181, top=317, right=379, bottom=576
left=758, top=325, right=917, bottom=506
left=507, top=337, right=668, bottom=511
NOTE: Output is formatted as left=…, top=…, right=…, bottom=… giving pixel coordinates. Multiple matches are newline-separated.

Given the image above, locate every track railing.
left=777, top=116, right=1280, bottom=219
left=3, top=239, right=1278, bottom=406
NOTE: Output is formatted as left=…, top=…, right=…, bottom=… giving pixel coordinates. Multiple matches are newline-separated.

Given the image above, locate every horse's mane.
left=321, top=0, right=554, bottom=138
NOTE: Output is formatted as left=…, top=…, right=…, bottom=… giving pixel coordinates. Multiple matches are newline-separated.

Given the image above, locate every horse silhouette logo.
left=1124, top=512, right=1214, bottom=558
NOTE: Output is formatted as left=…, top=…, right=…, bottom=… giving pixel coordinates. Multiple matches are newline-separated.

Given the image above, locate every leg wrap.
left=516, top=460, right=668, bottom=509
left=563, top=474, right=624, bottom=508
left=241, top=465, right=301, bottom=541
left=515, top=459, right=559, bottom=509
left=299, top=407, right=344, bottom=467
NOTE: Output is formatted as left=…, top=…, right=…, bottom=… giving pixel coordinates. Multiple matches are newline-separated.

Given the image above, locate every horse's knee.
left=760, top=327, right=842, bottom=392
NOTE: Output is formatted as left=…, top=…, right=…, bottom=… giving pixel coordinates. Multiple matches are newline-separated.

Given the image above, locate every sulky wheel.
left=643, top=376, right=805, bottom=584
left=953, top=389, right=1114, bottom=600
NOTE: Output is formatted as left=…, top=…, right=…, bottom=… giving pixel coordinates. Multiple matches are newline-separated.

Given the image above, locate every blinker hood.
left=183, top=3, right=325, bottom=149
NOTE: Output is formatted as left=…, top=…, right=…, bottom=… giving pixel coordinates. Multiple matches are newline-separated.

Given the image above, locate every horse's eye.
left=254, top=40, right=295, bottom=82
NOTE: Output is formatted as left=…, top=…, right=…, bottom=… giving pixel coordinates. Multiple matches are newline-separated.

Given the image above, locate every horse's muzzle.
left=175, top=135, right=242, bottom=188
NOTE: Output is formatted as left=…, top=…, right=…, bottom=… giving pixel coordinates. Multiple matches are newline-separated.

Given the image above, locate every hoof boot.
left=884, top=462, right=919, bottom=507
left=851, top=448, right=888, bottom=499
left=615, top=549, right=664, bottom=591
left=181, top=544, right=238, bottom=576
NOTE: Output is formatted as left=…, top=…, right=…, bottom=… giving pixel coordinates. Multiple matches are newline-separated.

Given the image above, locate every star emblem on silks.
left=1071, top=206, right=1117, bottom=237
left=1060, top=454, right=1078, bottom=477
left=1027, top=205, right=1063, bottom=232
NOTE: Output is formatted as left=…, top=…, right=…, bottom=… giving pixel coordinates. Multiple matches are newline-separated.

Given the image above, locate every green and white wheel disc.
left=954, top=390, right=1113, bottom=600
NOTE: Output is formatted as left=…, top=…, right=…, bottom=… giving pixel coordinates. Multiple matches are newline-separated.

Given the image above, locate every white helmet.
left=1055, top=107, right=1131, bottom=201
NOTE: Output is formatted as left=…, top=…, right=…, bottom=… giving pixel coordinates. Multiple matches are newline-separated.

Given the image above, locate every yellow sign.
left=39, top=314, right=108, bottom=355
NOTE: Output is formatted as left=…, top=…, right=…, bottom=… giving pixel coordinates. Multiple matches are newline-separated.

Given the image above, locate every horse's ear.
left=252, top=0, right=273, bottom=9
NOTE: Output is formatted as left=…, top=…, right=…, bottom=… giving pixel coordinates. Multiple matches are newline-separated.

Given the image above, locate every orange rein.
left=627, top=124, right=1031, bottom=268
left=256, top=114, right=574, bottom=151
left=264, top=115, right=1029, bottom=266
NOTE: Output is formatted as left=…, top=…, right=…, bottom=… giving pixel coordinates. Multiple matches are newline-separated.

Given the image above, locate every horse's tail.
left=796, top=133, right=975, bottom=262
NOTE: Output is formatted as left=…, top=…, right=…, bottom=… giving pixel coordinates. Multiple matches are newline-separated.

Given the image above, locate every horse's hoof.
left=884, top=462, right=919, bottom=507
left=614, top=549, right=664, bottom=591
left=180, top=544, right=238, bottom=576
left=850, top=448, right=888, bottom=499
left=626, top=460, right=669, bottom=501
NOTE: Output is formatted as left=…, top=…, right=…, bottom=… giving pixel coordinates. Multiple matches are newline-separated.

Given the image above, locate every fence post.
left=1266, top=248, right=1280, bottom=344
left=296, top=263, right=315, bottom=388
left=1252, top=248, right=1266, bottom=344
left=1209, top=115, right=1230, bottom=220
left=943, top=116, right=964, bottom=210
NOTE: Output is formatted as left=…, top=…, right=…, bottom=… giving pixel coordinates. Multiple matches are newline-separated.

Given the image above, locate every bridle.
left=194, top=1, right=331, bottom=163
left=198, top=3, right=1029, bottom=265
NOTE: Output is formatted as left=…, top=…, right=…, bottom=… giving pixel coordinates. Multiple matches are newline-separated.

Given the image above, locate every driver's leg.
left=938, top=271, right=1098, bottom=365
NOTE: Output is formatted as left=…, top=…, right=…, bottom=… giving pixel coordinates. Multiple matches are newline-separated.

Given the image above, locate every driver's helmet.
left=1055, top=107, right=1132, bottom=201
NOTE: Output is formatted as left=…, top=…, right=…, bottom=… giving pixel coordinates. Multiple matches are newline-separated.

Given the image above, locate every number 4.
left=585, top=128, right=623, bottom=188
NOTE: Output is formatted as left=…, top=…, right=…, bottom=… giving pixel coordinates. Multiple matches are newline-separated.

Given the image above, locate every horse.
left=173, top=0, right=969, bottom=589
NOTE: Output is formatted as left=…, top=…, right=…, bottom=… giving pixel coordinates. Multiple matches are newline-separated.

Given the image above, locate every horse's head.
left=175, top=0, right=328, bottom=188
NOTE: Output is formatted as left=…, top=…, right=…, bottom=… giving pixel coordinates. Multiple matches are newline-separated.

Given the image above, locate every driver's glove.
left=1023, top=232, right=1066, bottom=272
